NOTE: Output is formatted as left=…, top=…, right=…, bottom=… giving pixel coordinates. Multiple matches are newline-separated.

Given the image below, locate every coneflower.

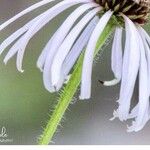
left=0, top=0, right=150, bottom=144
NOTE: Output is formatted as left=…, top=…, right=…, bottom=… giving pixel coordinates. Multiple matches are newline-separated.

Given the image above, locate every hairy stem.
left=38, top=19, right=115, bottom=145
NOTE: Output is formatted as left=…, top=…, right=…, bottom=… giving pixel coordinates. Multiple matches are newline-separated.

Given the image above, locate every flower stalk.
left=38, top=19, right=116, bottom=145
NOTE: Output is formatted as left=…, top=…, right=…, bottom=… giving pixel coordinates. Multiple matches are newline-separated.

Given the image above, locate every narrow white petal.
left=133, top=0, right=140, bottom=4
left=16, top=0, right=93, bottom=72
left=111, top=27, right=123, bottom=80
left=80, top=10, right=113, bottom=99
left=42, top=4, right=99, bottom=92
left=128, top=45, right=149, bottom=132
left=36, top=31, right=57, bottom=72
left=4, top=39, right=22, bottom=65
left=102, top=27, right=123, bottom=87
left=128, top=27, right=150, bottom=132
left=0, top=29, right=26, bottom=56
left=56, top=16, right=99, bottom=90
left=116, top=16, right=140, bottom=121
left=51, top=7, right=102, bottom=88
left=63, top=16, right=99, bottom=77
left=140, top=28, right=150, bottom=94
left=0, top=0, right=56, bottom=31
left=37, top=2, right=99, bottom=72
left=0, top=13, right=43, bottom=56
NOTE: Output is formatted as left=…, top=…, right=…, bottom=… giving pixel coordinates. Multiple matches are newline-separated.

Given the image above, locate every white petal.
left=42, top=4, right=99, bottom=92
left=111, top=27, right=123, bottom=80
left=4, top=39, right=22, bottom=65
left=102, top=27, right=123, bottom=87
left=128, top=26, right=150, bottom=121
left=56, top=16, right=99, bottom=90
left=102, top=79, right=120, bottom=86
left=37, top=2, right=99, bottom=72
left=16, top=0, right=93, bottom=72
left=116, top=16, right=140, bottom=121
left=51, top=7, right=102, bottom=88
left=80, top=10, right=113, bottom=99
left=63, top=16, right=99, bottom=78
left=128, top=46, right=149, bottom=132
left=0, top=13, right=43, bottom=56
left=140, top=28, right=150, bottom=46
left=36, top=31, right=57, bottom=72
left=128, top=27, right=150, bottom=132
left=0, top=0, right=56, bottom=31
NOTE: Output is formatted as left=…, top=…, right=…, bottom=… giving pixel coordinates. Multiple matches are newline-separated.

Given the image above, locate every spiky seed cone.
left=95, top=0, right=150, bottom=24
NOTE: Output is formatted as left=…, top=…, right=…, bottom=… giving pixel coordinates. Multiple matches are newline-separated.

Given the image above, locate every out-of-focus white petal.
left=133, top=0, right=140, bottom=4
left=37, top=2, right=99, bottom=72
left=128, top=44, right=149, bottom=132
left=36, top=30, right=58, bottom=72
left=51, top=7, right=102, bottom=88
left=80, top=10, right=113, bottom=99
left=115, top=16, right=140, bottom=121
left=128, top=27, right=150, bottom=123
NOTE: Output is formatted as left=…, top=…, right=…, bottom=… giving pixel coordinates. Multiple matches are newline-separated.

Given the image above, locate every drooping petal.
left=56, top=16, right=99, bottom=91
left=37, top=2, right=99, bottom=72
left=128, top=46, right=149, bottom=132
left=115, top=16, right=140, bottom=121
left=0, top=0, right=56, bottom=31
left=0, top=13, right=44, bottom=56
left=50, top=7, right=102, bottom=89
left=111, top=27, right=123, bottom=80
left=128, top=27, right=150, bottom=132
left=2, top=0, right=92, bottom=72
left=36, top=29, right=58, bottom=72
left=102, top=27, right=123, bottom=86
left=80, top=10, right=113, bottom=99
left=139, top=27, right=150, bottom=93
left=42, top=4, right=99, bottom=92
left=141, top=28, right=150, bottom=45
left=63, top=16, right=99, bottom=79
left=16, top=0, right=93, bottom=72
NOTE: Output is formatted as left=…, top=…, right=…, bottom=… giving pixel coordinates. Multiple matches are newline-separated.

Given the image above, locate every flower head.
left=0, top=0, right=150, bottom=132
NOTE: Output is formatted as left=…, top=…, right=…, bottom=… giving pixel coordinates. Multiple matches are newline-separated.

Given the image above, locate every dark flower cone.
left=95, top=0, right=150, bottom=24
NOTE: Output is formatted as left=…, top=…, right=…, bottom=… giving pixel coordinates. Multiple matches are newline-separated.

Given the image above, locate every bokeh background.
left=0, top=0, right=150, bottom=145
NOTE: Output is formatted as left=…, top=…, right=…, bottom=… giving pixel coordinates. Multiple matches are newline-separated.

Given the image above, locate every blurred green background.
left=0, top=0, right=150, bottom=145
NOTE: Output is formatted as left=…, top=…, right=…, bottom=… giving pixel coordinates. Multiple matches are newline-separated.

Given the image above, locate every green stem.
left=38, top=20, right=115, bottom=145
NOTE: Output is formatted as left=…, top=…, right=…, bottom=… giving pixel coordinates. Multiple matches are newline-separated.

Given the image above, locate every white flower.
left=0, top=0, right=150, bottom=132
